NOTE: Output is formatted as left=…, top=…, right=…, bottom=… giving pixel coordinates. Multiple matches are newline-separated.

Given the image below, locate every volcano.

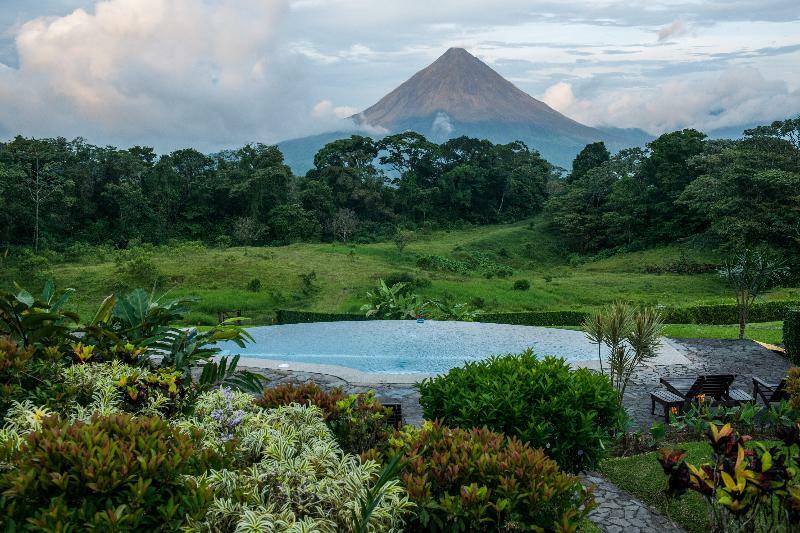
left=279, top=48, right=650, bottom=173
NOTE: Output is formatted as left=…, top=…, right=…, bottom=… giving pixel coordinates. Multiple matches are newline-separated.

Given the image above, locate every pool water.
left=219, top=320, right=610, bottom=375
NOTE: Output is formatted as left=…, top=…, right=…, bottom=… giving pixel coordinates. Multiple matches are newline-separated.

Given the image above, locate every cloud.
left=657, top=20, right=691, bottom=42
left=312, top=100, right=358, bottom=119
left=549, top=67, right=800, bottom=134
left=0, top=0, right=309, bottom=151
left=542, top=82, right=576, bottom=112
left=432, top=112, right=454, bottom=136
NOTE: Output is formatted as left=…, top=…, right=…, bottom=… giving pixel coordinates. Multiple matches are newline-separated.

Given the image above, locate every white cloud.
left=0, top=0, right=303, bottom=150
left=549, top=67, right=800, bottom=134
left=542, top=81, right=575, bottom=112
left=312, top=99, right=358, bottom=119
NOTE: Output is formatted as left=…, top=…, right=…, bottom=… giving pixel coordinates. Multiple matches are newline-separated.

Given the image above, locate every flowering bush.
left=659, top=422, right=800, bottom=531
left=385, top=421, right=593, bottom=532
left=257, top=383, right=393, bottom=454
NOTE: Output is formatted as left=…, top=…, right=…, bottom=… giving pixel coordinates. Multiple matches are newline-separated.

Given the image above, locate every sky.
left=0, top=0, right=798, bottom=153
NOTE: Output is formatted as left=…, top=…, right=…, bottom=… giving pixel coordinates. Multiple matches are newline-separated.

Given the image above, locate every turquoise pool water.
left=219, top=320, right=606, bottom=374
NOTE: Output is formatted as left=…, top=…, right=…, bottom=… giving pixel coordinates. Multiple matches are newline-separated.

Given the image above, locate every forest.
left=0, top=118, right=798, bottom=267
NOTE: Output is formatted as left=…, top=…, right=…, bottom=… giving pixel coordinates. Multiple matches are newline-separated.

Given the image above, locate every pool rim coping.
left=233, top=337, right=692, bottom=385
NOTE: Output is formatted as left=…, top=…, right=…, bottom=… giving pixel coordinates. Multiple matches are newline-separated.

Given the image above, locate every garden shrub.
left=387, top=421, right=594, bottom=532
left=417, top=351, right=623, bottom=472
left=0, top=413, right=216, bottom=531
left=182, top=390, right=412, bottom=531
left=512, top=279, right=530, bottom=291
left=785, top=308, right=800, bottom=363
left=256, top=383, right=393, bottom=454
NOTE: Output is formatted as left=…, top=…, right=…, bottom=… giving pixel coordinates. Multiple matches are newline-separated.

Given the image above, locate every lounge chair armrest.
left=753, top=376, right=776, bottom=391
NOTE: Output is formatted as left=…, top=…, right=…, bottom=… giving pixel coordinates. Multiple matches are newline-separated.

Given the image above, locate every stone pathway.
left=580, top=473, right=685, bottom=532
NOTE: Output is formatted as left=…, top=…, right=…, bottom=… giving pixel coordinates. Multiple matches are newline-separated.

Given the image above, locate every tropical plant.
left=361, top=280, right=427, bottom=319
left=582, top=302, right=664, bottom=402
left=658, top=422, right=800, bottom=532
left=0, top=280, right=78, bottom=350
left=256, top=383, right=393, bottom=454
left=0, top=413, right=216, bottom=531
left=385, top=421, right=594, bottom=531
left=417, top=351, right=623, bottom=472
left=181, top=395, right=413, bottom=532
left=718, top=249, right=787, bottom=339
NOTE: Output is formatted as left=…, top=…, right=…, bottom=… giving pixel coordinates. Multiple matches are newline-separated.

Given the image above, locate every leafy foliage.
left=0, top=280, right=78, bottom=350
left=659, top=422, right=800, bottom=531
left=0, top=413, right=216, bottom=531
left=385, top=421, right=594, bottom=532
left=786, top=309, right=800, bottom=364
left=256, top=383, right=393, bottom=455
left=417, top=351, right=623, bottom=472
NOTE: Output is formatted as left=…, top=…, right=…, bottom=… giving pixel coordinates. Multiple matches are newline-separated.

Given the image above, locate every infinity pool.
left=219, top=320, right=612, bottom=375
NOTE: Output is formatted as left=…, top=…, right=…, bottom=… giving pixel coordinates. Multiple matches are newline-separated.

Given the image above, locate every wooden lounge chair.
left=752, top=377, right=788, bottom=406
left=652, top=374, right=754, bottom=420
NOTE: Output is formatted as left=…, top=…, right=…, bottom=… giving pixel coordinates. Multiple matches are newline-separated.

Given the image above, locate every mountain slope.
left=279, top=48, right=653, bottom=173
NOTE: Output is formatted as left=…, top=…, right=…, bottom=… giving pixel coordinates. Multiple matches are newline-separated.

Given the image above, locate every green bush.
left=512, top=279, right=531, bottom=291
left=416, top=254, right=471, bottom=275
left=256, top=383, right=393, bottom=454
left=417, top=351, right=623, bottom=472
left=785, top=308, right=800, bottom=363
left=387, top=421, right=593, bottom=531
left=246, top=278, right=262, bottom=292
left=383, top=271, right=431, bottom=292
left=0, top=413, right=216, bottom=531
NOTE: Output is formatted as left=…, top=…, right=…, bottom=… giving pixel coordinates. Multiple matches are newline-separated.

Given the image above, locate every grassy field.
left=3, top=218, right=798, bottom=333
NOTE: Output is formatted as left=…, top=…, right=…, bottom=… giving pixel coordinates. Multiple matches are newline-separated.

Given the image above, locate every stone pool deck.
left=242, top=338, right=791, bottom=533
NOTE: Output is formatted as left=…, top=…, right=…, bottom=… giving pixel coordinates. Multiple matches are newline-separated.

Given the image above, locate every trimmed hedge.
left=275, top=300, right=800, bottom=327
left=482, top=310, right=589, bottom=327
left=661, top=300, right=800, bottom=325
left=275, top=309, right=366, bottom=324
left=785, top=308, right=800, bottom=364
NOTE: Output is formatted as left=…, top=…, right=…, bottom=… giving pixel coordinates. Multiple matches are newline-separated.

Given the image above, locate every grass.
left=2, top=217, right=798, bottom=326
left=599, top=441, right=712, bottom=532
left=599, top=440, right=789, bottom=532
left=662, top=322, right=784, bottom=345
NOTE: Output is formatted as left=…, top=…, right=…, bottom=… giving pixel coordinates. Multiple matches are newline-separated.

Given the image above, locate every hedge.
left=785, top=308, right=800, bottom=364
left=275, top=309, right=366, bottom=324
left=661, top=300, right=800, bottom=325
left=275, top=300, right=800, bottom=327
left=481, top=311, right=589, bottom=327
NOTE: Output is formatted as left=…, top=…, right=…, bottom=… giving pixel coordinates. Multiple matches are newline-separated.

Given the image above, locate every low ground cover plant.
left=385, top=421, right=594, bottom=532
left=417, top=350, right=623, bottom=472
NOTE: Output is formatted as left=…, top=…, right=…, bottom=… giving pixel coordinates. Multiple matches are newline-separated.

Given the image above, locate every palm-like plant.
left=0, top=280, right=78, bottom=349
left=361, top=280, right=426, bottom=320
left=583, top=302, right=664, bottom=403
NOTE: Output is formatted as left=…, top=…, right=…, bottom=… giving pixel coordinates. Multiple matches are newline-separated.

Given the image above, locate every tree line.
left=545, top=118, right=800, bottom=260
left=0, top=118, right=798, bottom=263
left=0, top=132, right=551, bottom=250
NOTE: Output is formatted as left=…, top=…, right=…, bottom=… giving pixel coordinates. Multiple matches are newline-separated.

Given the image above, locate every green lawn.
left=599, top=442, right=711, bottom=532
left=2, top=217, right=798, bottom=327
left=663, top=322, right=784, bottom=345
